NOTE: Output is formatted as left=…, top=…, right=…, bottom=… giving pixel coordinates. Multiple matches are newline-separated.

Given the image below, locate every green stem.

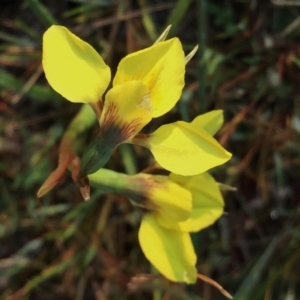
left=88, top=168, right=130, bottom=194
left=151, top=265, right=162, bottom=300
left=89, top=169, right=151, bottom=208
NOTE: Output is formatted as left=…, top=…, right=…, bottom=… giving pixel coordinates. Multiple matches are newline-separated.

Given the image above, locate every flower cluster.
left=42, top=25, right=231, bottom=178
left=41, top=25, right=232, bottom=286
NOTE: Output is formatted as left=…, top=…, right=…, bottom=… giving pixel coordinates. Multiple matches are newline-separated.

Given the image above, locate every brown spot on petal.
left=120, top=118, right=144, bottom=141
left=124, top=175, right=160, bottom=212
left=101, top=101, right=144, bottom=144
left=101, top=101, right=118, bottom=130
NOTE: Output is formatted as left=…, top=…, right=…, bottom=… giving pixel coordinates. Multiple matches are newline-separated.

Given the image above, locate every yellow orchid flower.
left=137, top=171, right=224, bottom=284
left=43, top=25, right=184, bottom=133
left=42, top=25, right=231, bottom=178
left=89, top=168, right=224, bottom=284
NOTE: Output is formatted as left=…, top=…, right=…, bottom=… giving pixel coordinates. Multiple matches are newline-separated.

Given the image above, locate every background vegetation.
left=1, top=0, right=300, bottom=299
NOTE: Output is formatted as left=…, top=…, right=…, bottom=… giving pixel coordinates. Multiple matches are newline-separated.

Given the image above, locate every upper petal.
left=113, top=38, right=185, bottom=118
left=139, top=214, right=197, bottom=284
left=42, top=25, right=111, bottom=103
left=159, top=172, right=224, bottom=232
left=191, top=110, right=224, bottom=136
left=134, top=121, right=232, bottom=176
left=80, top=81, right=152, bottom=176
left=100, top=81, right=152, bottom=144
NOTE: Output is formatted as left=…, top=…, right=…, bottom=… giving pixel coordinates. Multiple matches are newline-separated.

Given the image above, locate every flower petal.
left=134, top=121, right=232, bottom=176
left=191, top=110, right=224, bottom=136
left=100, top=81, right=152, bottom=144
left=139, top=214, right=197, bottom=284
left=137, top=175, right=192, bottom=222
left=113, top=38, right=185, bottom=118
left=42, top=25, right=111, bottom=103
left=159, top=172, right=224, bottom=232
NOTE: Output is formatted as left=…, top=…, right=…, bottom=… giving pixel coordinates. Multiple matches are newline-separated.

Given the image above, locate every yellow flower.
left=138, top=172, right=224, bottom=284
left=42, top=26, right=231, bottom=177
left=89, top=169, right=224, bottom=284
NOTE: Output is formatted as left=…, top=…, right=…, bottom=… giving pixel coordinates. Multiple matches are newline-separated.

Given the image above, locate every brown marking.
left=101, top=101, right=144, bottom=144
